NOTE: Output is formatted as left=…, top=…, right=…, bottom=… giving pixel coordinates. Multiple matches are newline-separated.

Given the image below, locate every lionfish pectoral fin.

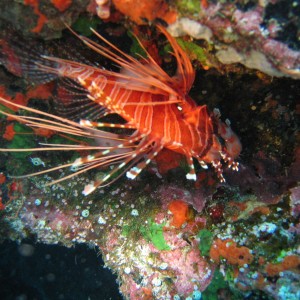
left=7, top=161, right=75, bottom=180
left=81, top=136, right=156, bottom=195
left=53, top=78, right=109, bottom=121
left=0, top=95, right=139, bottom=189
left=126, top=144, right=164, bottom=180
left=79, top=119, right=136, bottom=129
left=44, top=144, right=137, bottom=191
left=81, top=155, right=136, bottom=196
left=0, top=97, right=84, bottom=135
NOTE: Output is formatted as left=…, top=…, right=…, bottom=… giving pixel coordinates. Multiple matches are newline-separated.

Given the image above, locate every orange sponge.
left=210, top=238, right=253, bottom=266
left=168, top=200, right=189, bottom=228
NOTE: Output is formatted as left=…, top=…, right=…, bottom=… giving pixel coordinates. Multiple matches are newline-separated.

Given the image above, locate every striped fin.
left=156, top=25, right=195, bottom=94
left=0, top=96, right=159, bottom=193
left=78, top=137, right=159, bottom=195
left=211, top=160, right=225, bottom=183
left=185, top=154, right=197, bottom=181
left=53, top=78, right=109, bottom=121
left=0, top=30, right=57, bottom=84
left=79, top=119, right=135, bottom=129
left=126, top=144, right=163, bottom=180
left=38, top=53, right=178, bottom=98
left=62, top=25, right=183, bottom=98
left=0, top=96, right=131, bottom=148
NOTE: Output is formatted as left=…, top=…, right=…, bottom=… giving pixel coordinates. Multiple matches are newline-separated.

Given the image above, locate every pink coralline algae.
left=157, top=185, right=212, bottom=212
left=167, top=2, right=300, bottom=78
left=18, top=193, right=96, bottom=244
left=233, top=8, right=263, bottom=35
left=102, top=202, right=214, bottom=299
left=290, top=186, right=300, bottom=218
left=159, top=242, right=214, bottom=295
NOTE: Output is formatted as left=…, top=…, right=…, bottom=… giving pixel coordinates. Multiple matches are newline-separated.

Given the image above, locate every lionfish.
left=0, top=25, right=242, bottom=195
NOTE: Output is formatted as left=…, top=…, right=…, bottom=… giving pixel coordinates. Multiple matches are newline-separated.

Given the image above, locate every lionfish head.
left=182, top=103, right=241, bottom=182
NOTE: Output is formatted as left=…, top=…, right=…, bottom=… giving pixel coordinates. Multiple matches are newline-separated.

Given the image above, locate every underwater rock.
left=166, top=2, right=300, bottom=78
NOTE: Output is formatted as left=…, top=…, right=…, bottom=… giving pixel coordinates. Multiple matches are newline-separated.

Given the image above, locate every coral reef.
left=0, top=1, right=299, bottom=299
left=0, top=157, right=299, bottom=299
left=95, top=0, right=300, bottom=79
left=1, top=0, right=299, bottom=77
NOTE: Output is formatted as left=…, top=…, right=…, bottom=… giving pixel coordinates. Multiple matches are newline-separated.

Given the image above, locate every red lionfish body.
left=0, top=26, right=242, bottom=195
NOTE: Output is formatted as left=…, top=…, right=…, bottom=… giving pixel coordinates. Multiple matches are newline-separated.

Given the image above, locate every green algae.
left=202, top=269, right=227, bottom=300
left=202, top=267, right=243, bottom=300
left=176, top=0, right=201, bottom=15
left=5, top=156, right=31, bottom=176
left=163, top=37, right=209, bottom=68
left=7, top=123, right=35, bottom=158
left=176, top=39, right=208, bottom=65
left=128, top=32, right=147, bottom=59
left=0, top=103, right=15, bottom=116
left=140, top=218, right=171, bottom=251
left=197, top=229, right=214, bottom=256
left=72, top=16, right=101, bottom=37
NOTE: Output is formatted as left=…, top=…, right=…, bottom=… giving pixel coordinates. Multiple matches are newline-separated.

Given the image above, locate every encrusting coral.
left=265, top=255, right=300, bottom=277
left=210, top=238, right=254, bottom=267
